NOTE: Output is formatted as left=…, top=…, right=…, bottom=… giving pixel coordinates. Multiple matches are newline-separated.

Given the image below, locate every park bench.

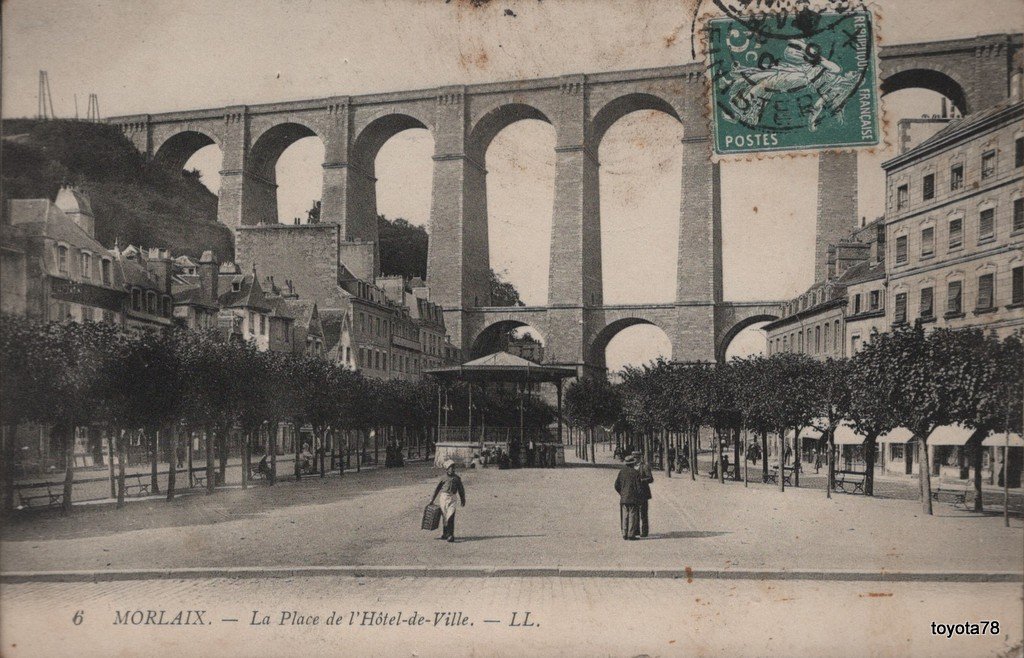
left=190, top=467, right=207, bottom=489
left=833, top=470, right=867, bottom=494
left=930, top=483, right=968, bottom=508
left=15, top=482, right=65, bottom=510
left=766, top=466, right=797, bottom=486
left=122, top=473, right=151, bottom=498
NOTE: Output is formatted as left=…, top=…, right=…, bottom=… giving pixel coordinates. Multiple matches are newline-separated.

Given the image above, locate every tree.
left=565, top=376, right=620, bottom=464
left=809, top=358, right=852, bottom=497
left=306, top=199, right=321, bottom=223
left=488, top=269, right=524, bottom=307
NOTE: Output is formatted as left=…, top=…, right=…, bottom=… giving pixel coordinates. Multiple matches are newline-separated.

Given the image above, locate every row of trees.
left=0, top=315, right=445, bottom=513
left=563, top=324, right=1022, bottom=515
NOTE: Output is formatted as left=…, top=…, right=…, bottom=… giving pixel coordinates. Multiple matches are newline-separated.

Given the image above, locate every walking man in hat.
left=633, top=450, right=654, bottom=537
left=615, top=455, right=643, bottom=540
left=431, top=459, right=466, bottom=543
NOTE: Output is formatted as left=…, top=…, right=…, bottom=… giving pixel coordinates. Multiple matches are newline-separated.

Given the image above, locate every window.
left=359, top=313, right=365, bottom=333
left=374, top=351, right=380, bottom=369
left=82, top=306, right=94, bottom=322
left=851, top=335, right=861, bottom=354
left=131, top=288, right=142, bottom=311
left=977, top=273, right=994, bottom=310
left=894, top=292, right=907, bottom=324
left=102, top=310, right=115, bottom=324
left=248, top=311, right=255, bottom=329
left=101, top=259, right=111, bottom=285
left=920, top=287, right=934, bottom=319
left=923, top=173, right=934, bottom=200
left=950, top=164, right=963, bottom=191
left=833, top=320, right=840, bottom=351
left=260, top=314, right=267, bottom=335
left=853, top=293, right=861, bottom=314
left=359, top=348, right=365, bottom=367
left=979, top=208, right=995, bottom=241
left=949, top=217, right=963, bottom=249
left=782, top=336, right=788, bottom=351
left=947, top=280, right=962, bottom=315
left=383, top=354, right=388, bottom=370
left=919, top=227, right=935, bottom=258
left=814, top=326, right=821, bottom=353
left=162, top=297, right=171, bottom=318
left=56, top=245, right=68, bottom=274
left=895, top=235, right=908, bottom=263
left=80, top=252, right=92, bottom=280
left=1016, top=137, right=1023, bottom=168
left=823, top=323, right=830, bottom=352
left=897, top=184, right=909, bottom=210
left=147, top=292, right=157, bottom=314
left=798, top=331, right=804, bottom=353
left=890, top=443, right=904, bottom=460
left=56, top=301, right=70, bottom=321
left=1012, top=266, right=1023, bottom=305
left=870, top=290, right=881, bottom=311
left=981, top=150, right=996, bottom=179
left=1014, top=198, right=1023, bottom=232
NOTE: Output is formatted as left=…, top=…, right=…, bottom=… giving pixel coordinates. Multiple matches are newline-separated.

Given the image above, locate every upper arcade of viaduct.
left=108, top=33, right=1021, bottom=368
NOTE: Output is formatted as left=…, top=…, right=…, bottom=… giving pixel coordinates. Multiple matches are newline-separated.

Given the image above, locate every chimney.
left=146, top=248, right=173, bottom=294
left=199, top=250, right=219, bottom=304
left=825, top=246, right=837, bottom=281
left=873, top=222, right=886, bottom=264
left=55, top=186, right=95, bottom=238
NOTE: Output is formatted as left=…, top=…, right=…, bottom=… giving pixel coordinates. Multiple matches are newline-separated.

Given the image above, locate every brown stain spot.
left=665, top=33, right=678, bottom=48
left=752, top=206, right=758, bottom=213
left=685, top=566, right=693, bottom=583
left=861, top=592, right=894, bottom=598
left=460, top=49, right=490, bottom=71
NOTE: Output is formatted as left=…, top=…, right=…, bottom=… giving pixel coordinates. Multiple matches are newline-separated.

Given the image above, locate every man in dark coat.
left=633, top=450, right=654, bottom=537
left=614, top=456, right=643, bottom=540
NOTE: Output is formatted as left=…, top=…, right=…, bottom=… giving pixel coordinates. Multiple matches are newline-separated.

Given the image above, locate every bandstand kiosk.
left=425, top=352, right=576, bottom=468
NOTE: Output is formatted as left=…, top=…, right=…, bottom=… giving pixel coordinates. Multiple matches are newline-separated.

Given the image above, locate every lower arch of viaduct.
left=109, top=34, right=1020, bottom=371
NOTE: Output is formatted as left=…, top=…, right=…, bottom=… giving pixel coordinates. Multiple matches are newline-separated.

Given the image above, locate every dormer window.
left=101, top=259, right=112, bottom=286
left=80, top=252, right=92, bottom=280
left=131, top=288, right=142, bottom=311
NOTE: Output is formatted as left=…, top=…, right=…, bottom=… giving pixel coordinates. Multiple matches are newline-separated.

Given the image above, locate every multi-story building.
left=2, top=187, right=127, bottom=325
left=881, top=100, right=1023, bottom=338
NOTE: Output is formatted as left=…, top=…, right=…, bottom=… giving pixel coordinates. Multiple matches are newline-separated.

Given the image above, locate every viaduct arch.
left=110, top=33, right=1021, bottom=372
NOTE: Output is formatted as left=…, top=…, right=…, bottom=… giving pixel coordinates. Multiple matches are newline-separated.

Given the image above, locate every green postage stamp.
left=706, top=8, right=880, bottom=155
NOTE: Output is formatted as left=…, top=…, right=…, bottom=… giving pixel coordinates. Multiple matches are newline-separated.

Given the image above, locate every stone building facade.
left=881, top=100, right=1023, bottom=338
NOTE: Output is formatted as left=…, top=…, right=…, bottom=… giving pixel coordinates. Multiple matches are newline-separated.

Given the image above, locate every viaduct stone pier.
left=109, top=33, right=1021, bottom=370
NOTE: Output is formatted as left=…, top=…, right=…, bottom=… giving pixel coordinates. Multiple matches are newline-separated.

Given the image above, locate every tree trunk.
left=269, top=423, right=277, bottom=485
left=62, top=424, right=75, bottom=514
left=295, top=426, right=302, bottom=481
left=920, top=439, right=934, bottom=515
left=150, top=429, right=160, bottom=494
left=971, top=440, right=984, bottom=512
left=589, top=427, right=596, bottom=464
left=205, top=426, right=215, bottom=495
left=689, top=426, right=697, bottom=481
left=732, top=426, right=741, bottom=481
left=761, top=431, right=769, bottom=482
left=117, top=429, right=127, bottom=508
left=777, top=429, right=785, bottom=492
left=793, top=428, right=800, bottom=487
left=108, top=432, right=116, bottom=498
left=664, top=429, right=671, bottom=478
left=166, top=424, right=177, bottom=502
left=217, top=427, right=228, bottom=484
left=826, top=431, right=835, bottom=499
left=865, top=435, right=878, bottom=497
left=241, top=431, right=250, bottom=490
left=320, top=429, right=326, bottom=477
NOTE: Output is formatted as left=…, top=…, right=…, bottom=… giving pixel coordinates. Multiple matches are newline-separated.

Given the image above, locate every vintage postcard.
left=1, top=1, right=1022, bottom=656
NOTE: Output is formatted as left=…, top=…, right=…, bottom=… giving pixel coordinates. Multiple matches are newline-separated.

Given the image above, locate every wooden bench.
left=931, top=484, right=968, bottom=508
left=190, top=468, right=207, bottom=489
left=833, top=470, right=867, bottom=494
left=123, top=474, right=151, bottom=498
left=15, top=482, right=65, bottom=510
left=766, top=466, right=797, bottom=486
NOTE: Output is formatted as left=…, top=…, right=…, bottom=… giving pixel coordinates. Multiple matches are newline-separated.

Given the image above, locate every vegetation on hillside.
left=1, top=119, right=233, bottom=260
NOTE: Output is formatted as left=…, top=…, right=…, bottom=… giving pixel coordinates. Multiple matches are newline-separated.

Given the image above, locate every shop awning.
left=878, top=428, right=915, bottom=444
left=927, top=424, right=975, bottom=446
left=982, top=432, right=1024, bottom=448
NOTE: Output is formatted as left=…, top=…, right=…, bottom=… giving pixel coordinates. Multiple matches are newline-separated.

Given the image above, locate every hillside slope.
left=2, top=119, right=234, bottom=260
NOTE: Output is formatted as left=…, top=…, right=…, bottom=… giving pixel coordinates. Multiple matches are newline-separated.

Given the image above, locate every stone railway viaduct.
left=109, top=33, right=1021, bottom=371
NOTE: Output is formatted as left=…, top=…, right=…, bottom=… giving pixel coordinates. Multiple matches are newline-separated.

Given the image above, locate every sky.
left=4, top=0, right=1021, bottom=369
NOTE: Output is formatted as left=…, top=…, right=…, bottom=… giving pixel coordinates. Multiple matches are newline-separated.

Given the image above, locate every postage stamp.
left=705, top=6, right=880, bottom=155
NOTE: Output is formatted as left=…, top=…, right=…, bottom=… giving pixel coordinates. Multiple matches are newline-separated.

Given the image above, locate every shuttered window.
left=977, top=273, right=994, bottom=310
left=919, top=287, right=934, bottom=318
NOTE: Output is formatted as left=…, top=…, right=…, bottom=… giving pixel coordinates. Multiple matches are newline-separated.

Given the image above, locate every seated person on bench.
left=257, top=454, right=271, bottom=478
